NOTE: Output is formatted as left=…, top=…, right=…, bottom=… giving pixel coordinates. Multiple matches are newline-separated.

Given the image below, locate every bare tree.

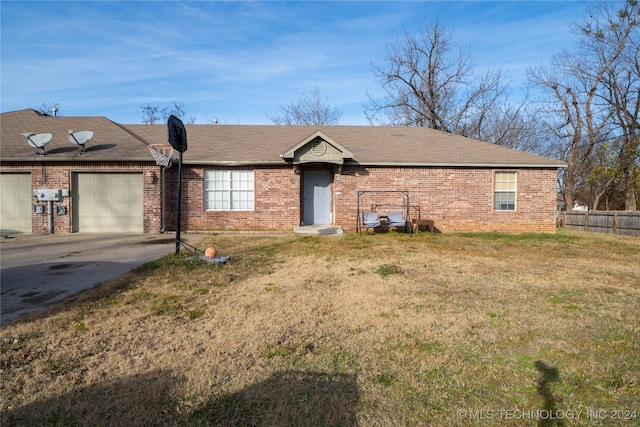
left=586, top=139, right=624, bottom=209
left=140, top=105, right=162, bottom=124
left=268, top=88, right=342, bottom=125
left=141, top=101, right=196, bottom=124
left=365, top=20, right=534, bottom=150
left=596, top=0, right=640, bottom=210
left=528, top=1, right=637, bottom=211
left=528, top=54, right=616, bottom=212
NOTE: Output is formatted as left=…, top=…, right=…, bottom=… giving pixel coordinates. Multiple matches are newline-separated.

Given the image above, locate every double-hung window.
left=205, top=170, right=254, bottom=211
left=494, top=172, right=516, bottom=211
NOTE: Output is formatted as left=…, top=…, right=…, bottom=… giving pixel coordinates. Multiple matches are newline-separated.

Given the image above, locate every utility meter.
left=34, top=189, right=63, bottom=202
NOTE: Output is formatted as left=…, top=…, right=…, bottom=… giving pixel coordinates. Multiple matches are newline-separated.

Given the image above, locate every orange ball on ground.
left=205, top=247, right=217, bottom=258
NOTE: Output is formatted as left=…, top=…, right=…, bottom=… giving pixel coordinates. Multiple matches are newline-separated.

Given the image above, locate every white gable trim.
left=281, top=130, right=354, bottom=165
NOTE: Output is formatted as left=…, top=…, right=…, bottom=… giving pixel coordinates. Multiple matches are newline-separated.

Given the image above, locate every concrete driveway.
left=1, top=233, right=208, bottom=326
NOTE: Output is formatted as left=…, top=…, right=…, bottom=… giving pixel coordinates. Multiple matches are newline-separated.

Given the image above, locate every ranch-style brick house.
left=1, top=109, right=566, bottom=235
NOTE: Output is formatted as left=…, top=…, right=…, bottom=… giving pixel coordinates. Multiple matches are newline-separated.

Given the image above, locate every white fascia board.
left=184, top=160, right=567, bottom=168
left=346, top=161, right=568, bottom=168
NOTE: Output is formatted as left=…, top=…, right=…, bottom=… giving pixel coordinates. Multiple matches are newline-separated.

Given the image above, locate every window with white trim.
left=205, top=170, right=254, bottom=211
left=494, top=171, right=516, bottom=211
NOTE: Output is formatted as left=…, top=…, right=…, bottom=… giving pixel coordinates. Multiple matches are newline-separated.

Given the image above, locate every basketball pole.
left=175, top=149, right=183, bottom=255
left=166, top=114, right=187, bottom=255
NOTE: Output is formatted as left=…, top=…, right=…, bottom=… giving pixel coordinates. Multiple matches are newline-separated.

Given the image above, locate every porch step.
left=293, top=225, right=344, bottom=236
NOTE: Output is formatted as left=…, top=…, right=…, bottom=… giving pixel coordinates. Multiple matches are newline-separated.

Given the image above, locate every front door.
left=303, top=170, right=330, bottom=225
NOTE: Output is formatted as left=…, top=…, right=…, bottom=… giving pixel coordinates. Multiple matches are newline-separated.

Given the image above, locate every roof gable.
left=281, top=130, right=353, bottom=165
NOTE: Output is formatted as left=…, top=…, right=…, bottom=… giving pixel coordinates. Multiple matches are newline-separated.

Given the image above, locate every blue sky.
left=1, top=1, right=587, bottom=125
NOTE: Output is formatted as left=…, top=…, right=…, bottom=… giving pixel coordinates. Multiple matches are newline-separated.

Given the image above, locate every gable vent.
left=311, top=140, right=327, bottom=156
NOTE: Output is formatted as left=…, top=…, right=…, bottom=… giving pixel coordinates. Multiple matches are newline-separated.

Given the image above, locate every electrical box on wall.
left=56, top=206, right=67, bottom=215
left=34, top=205, right=44, bottom=214
left=34, top=189, right=63, bottom=202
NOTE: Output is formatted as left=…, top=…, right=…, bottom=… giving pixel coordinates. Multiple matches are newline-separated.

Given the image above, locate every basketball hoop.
left=148, top=144, right=174, bottom=167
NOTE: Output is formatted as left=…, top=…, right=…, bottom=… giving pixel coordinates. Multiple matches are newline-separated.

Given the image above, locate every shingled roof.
left=1, top=109, right=566, bottom=168
left=0, top=109, right=151, bottom=161
left=125, top=123, right=566, bottom=168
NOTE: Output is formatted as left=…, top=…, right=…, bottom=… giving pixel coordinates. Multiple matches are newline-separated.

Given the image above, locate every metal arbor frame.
left=356, top=190, right=412, bottom=235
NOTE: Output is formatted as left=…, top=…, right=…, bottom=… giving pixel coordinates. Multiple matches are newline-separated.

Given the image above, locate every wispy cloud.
left=1, top=1, right=586, bottom=124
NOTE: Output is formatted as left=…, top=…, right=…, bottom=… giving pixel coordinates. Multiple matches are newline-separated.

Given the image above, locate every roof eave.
left=1, top=157, right=566, bottom=169
left=0, top=156, right=156, bottom=162
left=183, top=160, right=567, bottom=168
left=184, top=160, right=287, bottom=166
left=346, top=161, right=567, bottom=168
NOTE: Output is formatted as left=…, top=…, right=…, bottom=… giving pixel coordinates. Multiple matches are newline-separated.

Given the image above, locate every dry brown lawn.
left=1, top=230, right=639, bottom=426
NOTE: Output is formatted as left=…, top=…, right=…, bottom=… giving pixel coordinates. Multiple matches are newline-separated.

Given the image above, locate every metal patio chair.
left=386, top=211, right=407, bottom=231
left=363, top=212, right=381, bottom=234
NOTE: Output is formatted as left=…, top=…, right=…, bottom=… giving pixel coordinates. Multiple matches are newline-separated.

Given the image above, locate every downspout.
left=160, top=166, right=166, bottom=233
left=333, top=192, right=340, bottom=226
left=48, top=200, right=54, bottom=234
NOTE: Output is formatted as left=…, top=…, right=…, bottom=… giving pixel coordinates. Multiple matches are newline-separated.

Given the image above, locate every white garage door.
left=73, top=173, right=143, bottom=233
left=0, top=173, right=32, bottom=234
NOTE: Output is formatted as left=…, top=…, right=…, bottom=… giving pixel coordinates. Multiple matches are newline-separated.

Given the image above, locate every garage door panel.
left=4, top=204, right=23, bottom=215
left=0, top=173, right=32, bottom=234
left=78, top=217, right=140, bottom=233
left=108, top=203, right=136, bottom=215
left=110, top=174, right=134, bottom=186
left=93, top=189, right=111, bottom=199
left=74, top=173, right=143, bottom=233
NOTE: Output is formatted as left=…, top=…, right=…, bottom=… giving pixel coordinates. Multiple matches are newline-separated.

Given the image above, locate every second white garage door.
left=73, top=173, right=143, bottom=233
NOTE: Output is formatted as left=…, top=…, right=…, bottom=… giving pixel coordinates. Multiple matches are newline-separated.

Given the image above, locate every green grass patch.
left=264, top=284, right=285, bottom=293
left=332, top=351, right=360, bottom=373
left=370, top=372, right=396, bottom=387
left=150, top=294, right=182, bottom=316
left=46, top=356, right=80, bottom=376
left=187, top=309, right=205, bottom=320
left=454, top=230, right=582, bottom=244
left=375, top=263, right=403, bottom=277
left=378, top=311, right=399, bottom=319
left=260, top=344, right=294, bottom=359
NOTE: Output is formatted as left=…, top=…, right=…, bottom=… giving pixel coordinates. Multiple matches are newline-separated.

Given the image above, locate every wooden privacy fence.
left=562, top=211, right=640, bottom=237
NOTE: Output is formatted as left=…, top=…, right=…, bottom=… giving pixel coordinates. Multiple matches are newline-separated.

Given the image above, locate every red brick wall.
left=2, top=162, right=559, bottom=234
left=163, top=165, right=301, bottom=232
left=334, top=166, right=558, bottom=233
left=1, top=162, right=161, bottom=234
left=173, top=164, right=557, bottom=234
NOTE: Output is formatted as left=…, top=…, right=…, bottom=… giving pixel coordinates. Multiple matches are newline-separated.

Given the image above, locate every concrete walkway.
left=293, top=225, right=344, bottom=235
